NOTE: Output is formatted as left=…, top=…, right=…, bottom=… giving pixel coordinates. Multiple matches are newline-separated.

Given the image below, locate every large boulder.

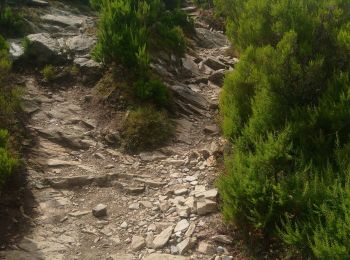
left=41, top=14, right=85, bottom=28
left=195, top=28, right=228, bottom=49
left=66, top=35, right=97, bottom=55
left=169, top=84, right=208, bottom=111
left=181, top=54, right=200, bottom=77
left=24, top=33, right=64, bottom=64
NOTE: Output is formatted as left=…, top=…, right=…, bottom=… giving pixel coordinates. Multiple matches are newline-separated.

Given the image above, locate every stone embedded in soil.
left=176, top=237, right=192, bottom=255
left=196, top=199, right=218, bottom=215
left=211, top=235, right=233, bottom=245
left=197, top=241, right=216, bottom=255
left=92, top=204, right=107, bottom=217
left=199, top=189, right=219, bottom=200
left=129, top=202, right=140, bottom=210
left=131, top=235, right=146, bottom=251
left=203, top=125, right=220, bottom=134
left=174, top=188, right=188, bottom=196
left=108, top=254, right=134, bottom=260
left=69, top=210, right=90, bottom=217
left=152, top=226, right=174, bottom=249
left=144, top=253, right=189, bottom=260
left=174, top=219, right=190, bottom=233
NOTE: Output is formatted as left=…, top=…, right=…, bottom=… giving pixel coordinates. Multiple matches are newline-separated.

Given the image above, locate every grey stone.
left=144, top=253, right=189, bottom=260
left=65, top=35, right=96, bottom=54
left=204, top=125, right=220, bottom=134
left=45, top=175, right=94, bottom=189
left=181, top=55, right=200, bottom=76
left=153, top=226, right=174, bottom=249
left=92, top=204, right=107, bottom=217
left=195, top=28, right=228, bottom=49
left=176, top=238, right=192, bottom=255
left=197, top=241, right=215, bottom=254
left=131, top=235, right=145, bottom=251
left=208, top=69, right=226, bottom=86
left=169, top=84, right=208, bottom=111
left=25, top=33, right=63, bottom=63
left=211, top=235, right=233, bottom=244
left=28, top=0, right=49, bottom=6
left=41, top=14, right=85, bottom=28
left=174, top=188, right=188, bottom=196
left=108, top=254, right=134, bottom=260
left=203, top=57, right=228, bottom=71
left=174, top=219, right=189, bottom=233
left=196, top=199, right=218, bottom=215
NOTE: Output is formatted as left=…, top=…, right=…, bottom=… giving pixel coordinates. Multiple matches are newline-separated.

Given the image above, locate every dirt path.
left=0, top=1, right=240, bottom=260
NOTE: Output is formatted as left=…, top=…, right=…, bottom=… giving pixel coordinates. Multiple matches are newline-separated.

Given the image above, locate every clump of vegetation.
left=216, top=0, right=350, bottom=258
left=134, top=78, right=170, bottom=107
left=0, top=130, right=17, bottom=188
left=0, top=7, right=23, bottom=36
left=41, top=65, right=56, bottom=82
left=0, top=35, right=19, bottom=190
left=121, top=106, right=173, bottom=152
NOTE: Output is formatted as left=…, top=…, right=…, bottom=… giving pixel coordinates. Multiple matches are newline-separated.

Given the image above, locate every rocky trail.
left=0, top=1, right=241, bottom=259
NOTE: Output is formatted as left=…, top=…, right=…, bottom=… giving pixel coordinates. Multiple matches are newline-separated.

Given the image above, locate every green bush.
left=0, top=36, right=19, bottom=190
left=134, top=78, right=169, bottom=107
left=154, top=25, right=186, bottom=54
left=41, top=65, right=56, bottom=81
left=217, top=0, right=350, bottom=257
left=121, top=106, right=173, bottom=152
left=0, top=7, right=23, bottom=37
left=0, top=130, right=17, bottom=188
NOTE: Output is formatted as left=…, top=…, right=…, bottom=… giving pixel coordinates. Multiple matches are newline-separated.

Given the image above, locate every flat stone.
left=197, top=241, right=215, bottom=254
left=69, top=210, right=90, bottom=217
left=139, top=152, right=167, bottom=161
left=120, top=221, right=128, bottom=229
left=108, top=254, right=134, bottom=260
left=140, top=201, right=153, bottom=208
left=195, top=188, right=218, bottom=200
left=92, top=204, right=107, bottom=217
left=195, top=28, right=228, bottom=49
left=28, top=0, right=49, bottom=6
left=174, top=219, right=189, bottom=233
left=41, top=14, right=85, bottom=28
left=176, top=205, right=191, bottom=218
left=177, top=238, right=192, bottom=255
left=194, top=185, right=206, bottom=196
left=182, top=54, right=200, bottom=76
left=184, top=197, right=196, bottom=213
left=211, top=235, right=233, bottom=244
left=184, top=223, right=196, bottom=237
left=208, top=69, right=226, bottom=86
left=196, top=199, right=218, bottom=215
left=25, top=33, right=63, bottom=63
left=203, top=57, right=228, bottom=70
left=152, top=226, right=174, bottom=249
left=174, top=188, right=188, bottom=196
left=203, top=125, right=220, bottom=134
left=170, top=85, right=208, bottom=111
left=131, top=235, right=146, bottom=251
left=129, top=202, right=140, bottom=210
left=134, top=178, right=166, bottom=187
left=144, top=253, right=189, bottom=260
left=65, top=35, right=96, bottom=54
left=46, top=159, right=80, bottom=167
left=45, top=175, right=94, bottom=189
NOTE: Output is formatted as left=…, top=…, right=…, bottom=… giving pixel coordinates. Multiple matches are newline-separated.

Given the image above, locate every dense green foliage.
left=93, top=0, right=189, bottom=106
left=0, top=7, right=23, bottom=36
left=121, top=106, right=173, bottom=152
left=217, top=0, right=350, bottom=257
left=93, top=0, right=191, bottom=65
left=0, top=35, right=19, bottom=189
